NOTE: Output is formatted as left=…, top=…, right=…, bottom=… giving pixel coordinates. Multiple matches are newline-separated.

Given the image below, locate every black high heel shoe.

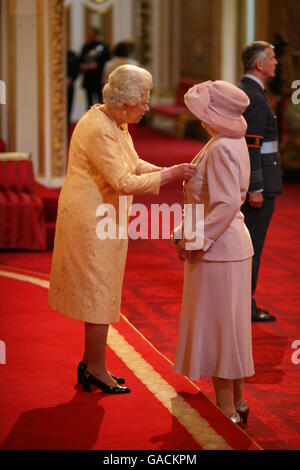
left=235, top=402, right=249, bottom=424
left=77, top=362, right=87, bottom=385
left=82, top=371, right=131, bottom=394
left=77, top=361, right=125, bottom=385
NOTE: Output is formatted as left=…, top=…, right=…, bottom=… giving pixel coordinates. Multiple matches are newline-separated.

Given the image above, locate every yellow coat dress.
left=49, top=105, right=162, bottom=324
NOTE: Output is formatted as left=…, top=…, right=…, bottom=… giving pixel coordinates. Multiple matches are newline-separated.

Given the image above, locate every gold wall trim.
left=37, top=0, right=45, bottom=176
left=90, top=0, right=108, bottom=4
left=8, top=0, right=16, bottom=152
left=49, top=0, right=66, bottom=177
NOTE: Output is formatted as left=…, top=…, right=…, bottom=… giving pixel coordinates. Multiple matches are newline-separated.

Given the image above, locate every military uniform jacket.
left=237, top=77, right=282, bottom=196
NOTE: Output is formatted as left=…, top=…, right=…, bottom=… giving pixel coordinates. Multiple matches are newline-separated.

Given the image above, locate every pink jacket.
left=176, top=135, right=254, bottom=262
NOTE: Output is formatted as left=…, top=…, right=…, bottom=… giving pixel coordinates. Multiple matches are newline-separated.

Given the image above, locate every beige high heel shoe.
left=216, top=403, right=241, bottom=425
left=229, top=412, right=241, bottom=425
left=235, top=401, right=249, bottom=424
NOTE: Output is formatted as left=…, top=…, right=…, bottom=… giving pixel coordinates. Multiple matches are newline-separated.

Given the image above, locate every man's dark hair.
left=242, top=41, right=274, bottom=73
left=113, top=42, right=130, bottom=58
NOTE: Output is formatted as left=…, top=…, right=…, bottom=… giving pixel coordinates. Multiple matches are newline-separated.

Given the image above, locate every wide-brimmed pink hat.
left=184, top=80, right=250, bottom=138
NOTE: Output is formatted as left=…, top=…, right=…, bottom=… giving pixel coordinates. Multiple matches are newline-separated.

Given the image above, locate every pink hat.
left=184, top=80, right=250, bottom=138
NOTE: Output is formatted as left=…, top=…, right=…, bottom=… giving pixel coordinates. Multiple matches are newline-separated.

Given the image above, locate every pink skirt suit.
left=174, top=135, right=255, bottom=380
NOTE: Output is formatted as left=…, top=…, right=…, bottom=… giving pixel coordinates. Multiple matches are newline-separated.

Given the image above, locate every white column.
left=113, top=0, right=133, bottom=43
left=15, top=0, right=39, bottom=172
left=69, top=0, right=84, bottom=51
left=43, top=0, right=52, bottom=186
left=220, top=0, right=238, bottom=83
left=68, top=0, right=86, bottom=122
left=245, top=0, right=255, bottom=44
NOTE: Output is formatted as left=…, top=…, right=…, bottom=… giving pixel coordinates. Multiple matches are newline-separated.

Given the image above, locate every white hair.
left=103, top=64, right=152, bottom=107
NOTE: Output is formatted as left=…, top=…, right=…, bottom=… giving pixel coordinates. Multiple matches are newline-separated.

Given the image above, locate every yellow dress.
left=49, top=105, right=161, bottom=324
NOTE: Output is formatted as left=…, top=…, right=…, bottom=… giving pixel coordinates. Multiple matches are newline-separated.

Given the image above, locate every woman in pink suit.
left=172, top=81, right=255, bottom=424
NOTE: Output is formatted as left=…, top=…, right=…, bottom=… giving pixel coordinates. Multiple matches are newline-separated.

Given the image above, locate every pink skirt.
left=174, top=258, right=255, bottom=380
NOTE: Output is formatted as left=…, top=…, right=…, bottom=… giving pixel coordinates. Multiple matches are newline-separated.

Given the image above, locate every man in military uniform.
left=238, top=41, right=282, bottom=322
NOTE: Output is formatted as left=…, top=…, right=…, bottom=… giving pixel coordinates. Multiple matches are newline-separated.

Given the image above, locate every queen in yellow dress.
left=49, top=64, right=196, bottom=394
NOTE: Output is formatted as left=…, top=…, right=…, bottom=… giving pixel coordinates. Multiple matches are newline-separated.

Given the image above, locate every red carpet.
left=130, top=124, right=204, bottom=168
left=0, top=270, right=258, bottom=450
left=0, top=126, right=299, bottom=450
left=124, top=183, right=300, bottom=451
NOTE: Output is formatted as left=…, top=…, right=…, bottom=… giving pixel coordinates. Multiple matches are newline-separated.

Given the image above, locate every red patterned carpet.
left=1, top=126, right=300, bottom=450
left=0, top=270, right=259, bottom=450
left=124, top=182, right=300, bottom=450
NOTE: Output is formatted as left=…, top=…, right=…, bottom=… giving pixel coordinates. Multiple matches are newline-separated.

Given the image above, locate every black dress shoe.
left=77, top=362, right=125, bottom=385
left=252, top=308, right=276, bottom=322
left=82, top=371, right=130, bottom=394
